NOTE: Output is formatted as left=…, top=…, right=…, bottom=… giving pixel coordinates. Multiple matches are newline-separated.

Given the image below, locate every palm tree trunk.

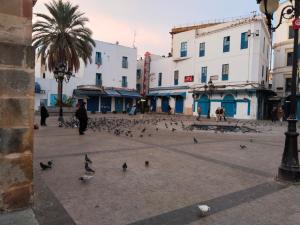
left=57, top=80, right=62, bottom=106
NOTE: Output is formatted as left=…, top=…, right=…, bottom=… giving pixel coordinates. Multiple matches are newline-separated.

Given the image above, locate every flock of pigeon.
left=39, top=115, right=266, bottom=217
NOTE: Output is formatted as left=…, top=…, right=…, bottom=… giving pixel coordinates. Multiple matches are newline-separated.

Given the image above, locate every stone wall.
left=0, top=0, right=34, bottom=212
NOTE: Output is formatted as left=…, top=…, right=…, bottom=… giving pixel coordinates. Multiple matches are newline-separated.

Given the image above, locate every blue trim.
left=117, top=90, right=141, bottom=98
left=222, top=74, right=228, bottom=81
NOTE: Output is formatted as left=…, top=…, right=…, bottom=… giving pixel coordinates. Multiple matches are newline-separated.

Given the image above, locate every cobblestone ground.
left=33, top=114, right=300, bottom=225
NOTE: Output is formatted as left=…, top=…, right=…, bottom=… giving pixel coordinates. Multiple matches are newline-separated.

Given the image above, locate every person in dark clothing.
left=168, top=104, right=172, bottom=115
left=40, top=104, right=49, bottom=126
left=75, top=102, right=88, bottom=135
left=271, top=106, right=277, bottom=122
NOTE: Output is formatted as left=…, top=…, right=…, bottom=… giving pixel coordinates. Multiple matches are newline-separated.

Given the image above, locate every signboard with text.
left=184, top=75, right=194, bottom=82
left=293, top=18, right=300, bottom=30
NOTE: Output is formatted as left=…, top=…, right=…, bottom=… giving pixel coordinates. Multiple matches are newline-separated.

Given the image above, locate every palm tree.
left=32, top=0, right=95, bottom=106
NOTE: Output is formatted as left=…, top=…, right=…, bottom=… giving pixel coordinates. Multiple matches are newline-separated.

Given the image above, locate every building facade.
left=272, top=1, right=300, bottom=118
left=147, top=15, right=273, bottom=119
left=35, top=40, right=140, bottom=113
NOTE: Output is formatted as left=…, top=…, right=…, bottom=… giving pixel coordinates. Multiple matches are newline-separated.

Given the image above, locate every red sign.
left=184, top=75, right=194, bottom=82
left=293, top=18, right=300, bottom=30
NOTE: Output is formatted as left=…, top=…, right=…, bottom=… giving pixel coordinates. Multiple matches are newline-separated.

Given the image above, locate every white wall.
left=35, top=40, right=138, bottom=110
left=81, top=41, right=137, bottom=89
left=172, top=18, right=271, bottom=86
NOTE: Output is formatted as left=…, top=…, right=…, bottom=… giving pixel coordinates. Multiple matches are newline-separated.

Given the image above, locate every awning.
left=104, top=89, right=122, bottom=97
left=147, top=92, right=186, bottom=98
left=170, top=92, right=186, bottom=98
left=147, top=93, right=160, bottom=97
left=73, top=89, right=103, bottom=98
left=117, top=90, right=141, bottom=98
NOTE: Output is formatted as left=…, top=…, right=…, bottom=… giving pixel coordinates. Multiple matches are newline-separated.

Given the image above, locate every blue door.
left=161, top=97, right=169, bottom=113
left=221, top=94, right=236, bottom=117
left=115, top=98, right=123, bottom=112
left=198, top=95, right=209, bottom=116
left=297, top=97, right=300, bottom=120
left=87, top=97, right=99, bottom=112
left=175, top=97, right=184, bottom=113
left=150, top=98, right=157, bottom=112
left=101, top=97, right=111, bottom=112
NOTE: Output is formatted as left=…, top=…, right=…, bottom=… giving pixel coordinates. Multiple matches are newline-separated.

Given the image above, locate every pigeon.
left=172, top=128, right=176, bottom=132
left=79, top=174, right=94, bottom=182
left=122, top=162, right=127, bottom=171
left=40, top=162, right=51, bottom=170
left=85, top=162, right=95, bottom=174
left=47, top=160, right=53, bottom=167
left=198, top=205, right=210, bottom=216
left=193, top=137, right=198, bottom=144
left=141, top=128, right=146, bottom=133
left=145, top=161, right=149, bottom=167
left=85, top=154, right=92, bottom=164
left=240, top=145, right=247, bottom=149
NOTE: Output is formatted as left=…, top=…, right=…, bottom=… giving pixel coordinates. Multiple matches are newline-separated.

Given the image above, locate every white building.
left=272, top=0, right=300, bottom=118
left=35, top=40, right=140, bottom=112
left=146, top=15, right=273, bottom=119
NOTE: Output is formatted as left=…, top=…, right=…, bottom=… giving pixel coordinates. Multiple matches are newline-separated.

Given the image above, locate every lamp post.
left=257, top=0, right=300, bottom=182
left=204, top=79, right=215, bottom=119
left=53, top=63, right=73, bottom=123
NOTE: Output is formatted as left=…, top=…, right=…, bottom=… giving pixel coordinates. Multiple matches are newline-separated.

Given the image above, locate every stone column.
left=0, top=0, right=34, bottom=212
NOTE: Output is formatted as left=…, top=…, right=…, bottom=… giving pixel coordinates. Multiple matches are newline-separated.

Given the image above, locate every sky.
left=33, top=0, right=262, bottom=58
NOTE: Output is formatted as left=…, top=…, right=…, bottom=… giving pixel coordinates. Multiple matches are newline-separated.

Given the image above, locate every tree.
left=32, top=0, right=95, bottom=104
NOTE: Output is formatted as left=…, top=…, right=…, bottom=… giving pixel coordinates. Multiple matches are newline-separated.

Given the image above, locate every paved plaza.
left=24, top=114, right=300, bottom=225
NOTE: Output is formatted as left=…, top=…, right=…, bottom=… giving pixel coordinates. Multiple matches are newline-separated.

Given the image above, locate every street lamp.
left=257, top=0, right=300, bottom=182
left=204, top=79, right=215, bottom=119
left=53, top=63, right=73, bottom=123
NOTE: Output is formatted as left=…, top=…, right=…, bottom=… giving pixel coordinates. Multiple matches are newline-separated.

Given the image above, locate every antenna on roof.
left=132, top=30, right=137, bottom=48
left=251, top=11, right=257, bottom=18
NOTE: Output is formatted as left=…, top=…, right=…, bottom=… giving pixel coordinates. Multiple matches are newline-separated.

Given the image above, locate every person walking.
left=215, top=107, right=220, bottom=122
left=167, top=104, right=172, bottom=115
left=221, top=107, right=227, bottom=121
left=40, top=104, right=49, bottom=126
left=75, top=102, right=88, bottom=135
left=277, top=106, right=284, bottom=126
left=197, top=106, right=202, bottom=121
left=271, top=106, right=277, bottom=122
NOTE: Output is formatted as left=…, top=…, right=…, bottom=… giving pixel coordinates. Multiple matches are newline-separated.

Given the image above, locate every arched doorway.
left=221, top=94, right=236, bottom=117
left=198, top=94, right=209, bottom=116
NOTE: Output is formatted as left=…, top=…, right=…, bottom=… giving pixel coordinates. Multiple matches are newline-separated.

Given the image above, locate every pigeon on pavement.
left=240, top=145, right=247, bottom=149
left=85, top=162, right=95, bottom=174
left=198, top=205, right=210, bottom=216
left=79, top=174, right=94, bottom=182
left=193, top=137, right=198, bottom=144
left=122, top=162, right=127, bottom=171
left=85, top=154, right=92, bottom=164
left=40, top=162, right=51, bottom=170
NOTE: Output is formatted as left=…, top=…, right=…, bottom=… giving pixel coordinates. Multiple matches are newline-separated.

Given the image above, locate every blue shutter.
left=95, top=52, right=102, bottom=65
left=201, top=67, right=207, bottom=83
left=223, top=36, right=230, bottom=52
left=180, top=42, right=187, bottom=57
left=241, top=32, right=248, bottom=49
left=199, top=42, right=205, bottom=57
